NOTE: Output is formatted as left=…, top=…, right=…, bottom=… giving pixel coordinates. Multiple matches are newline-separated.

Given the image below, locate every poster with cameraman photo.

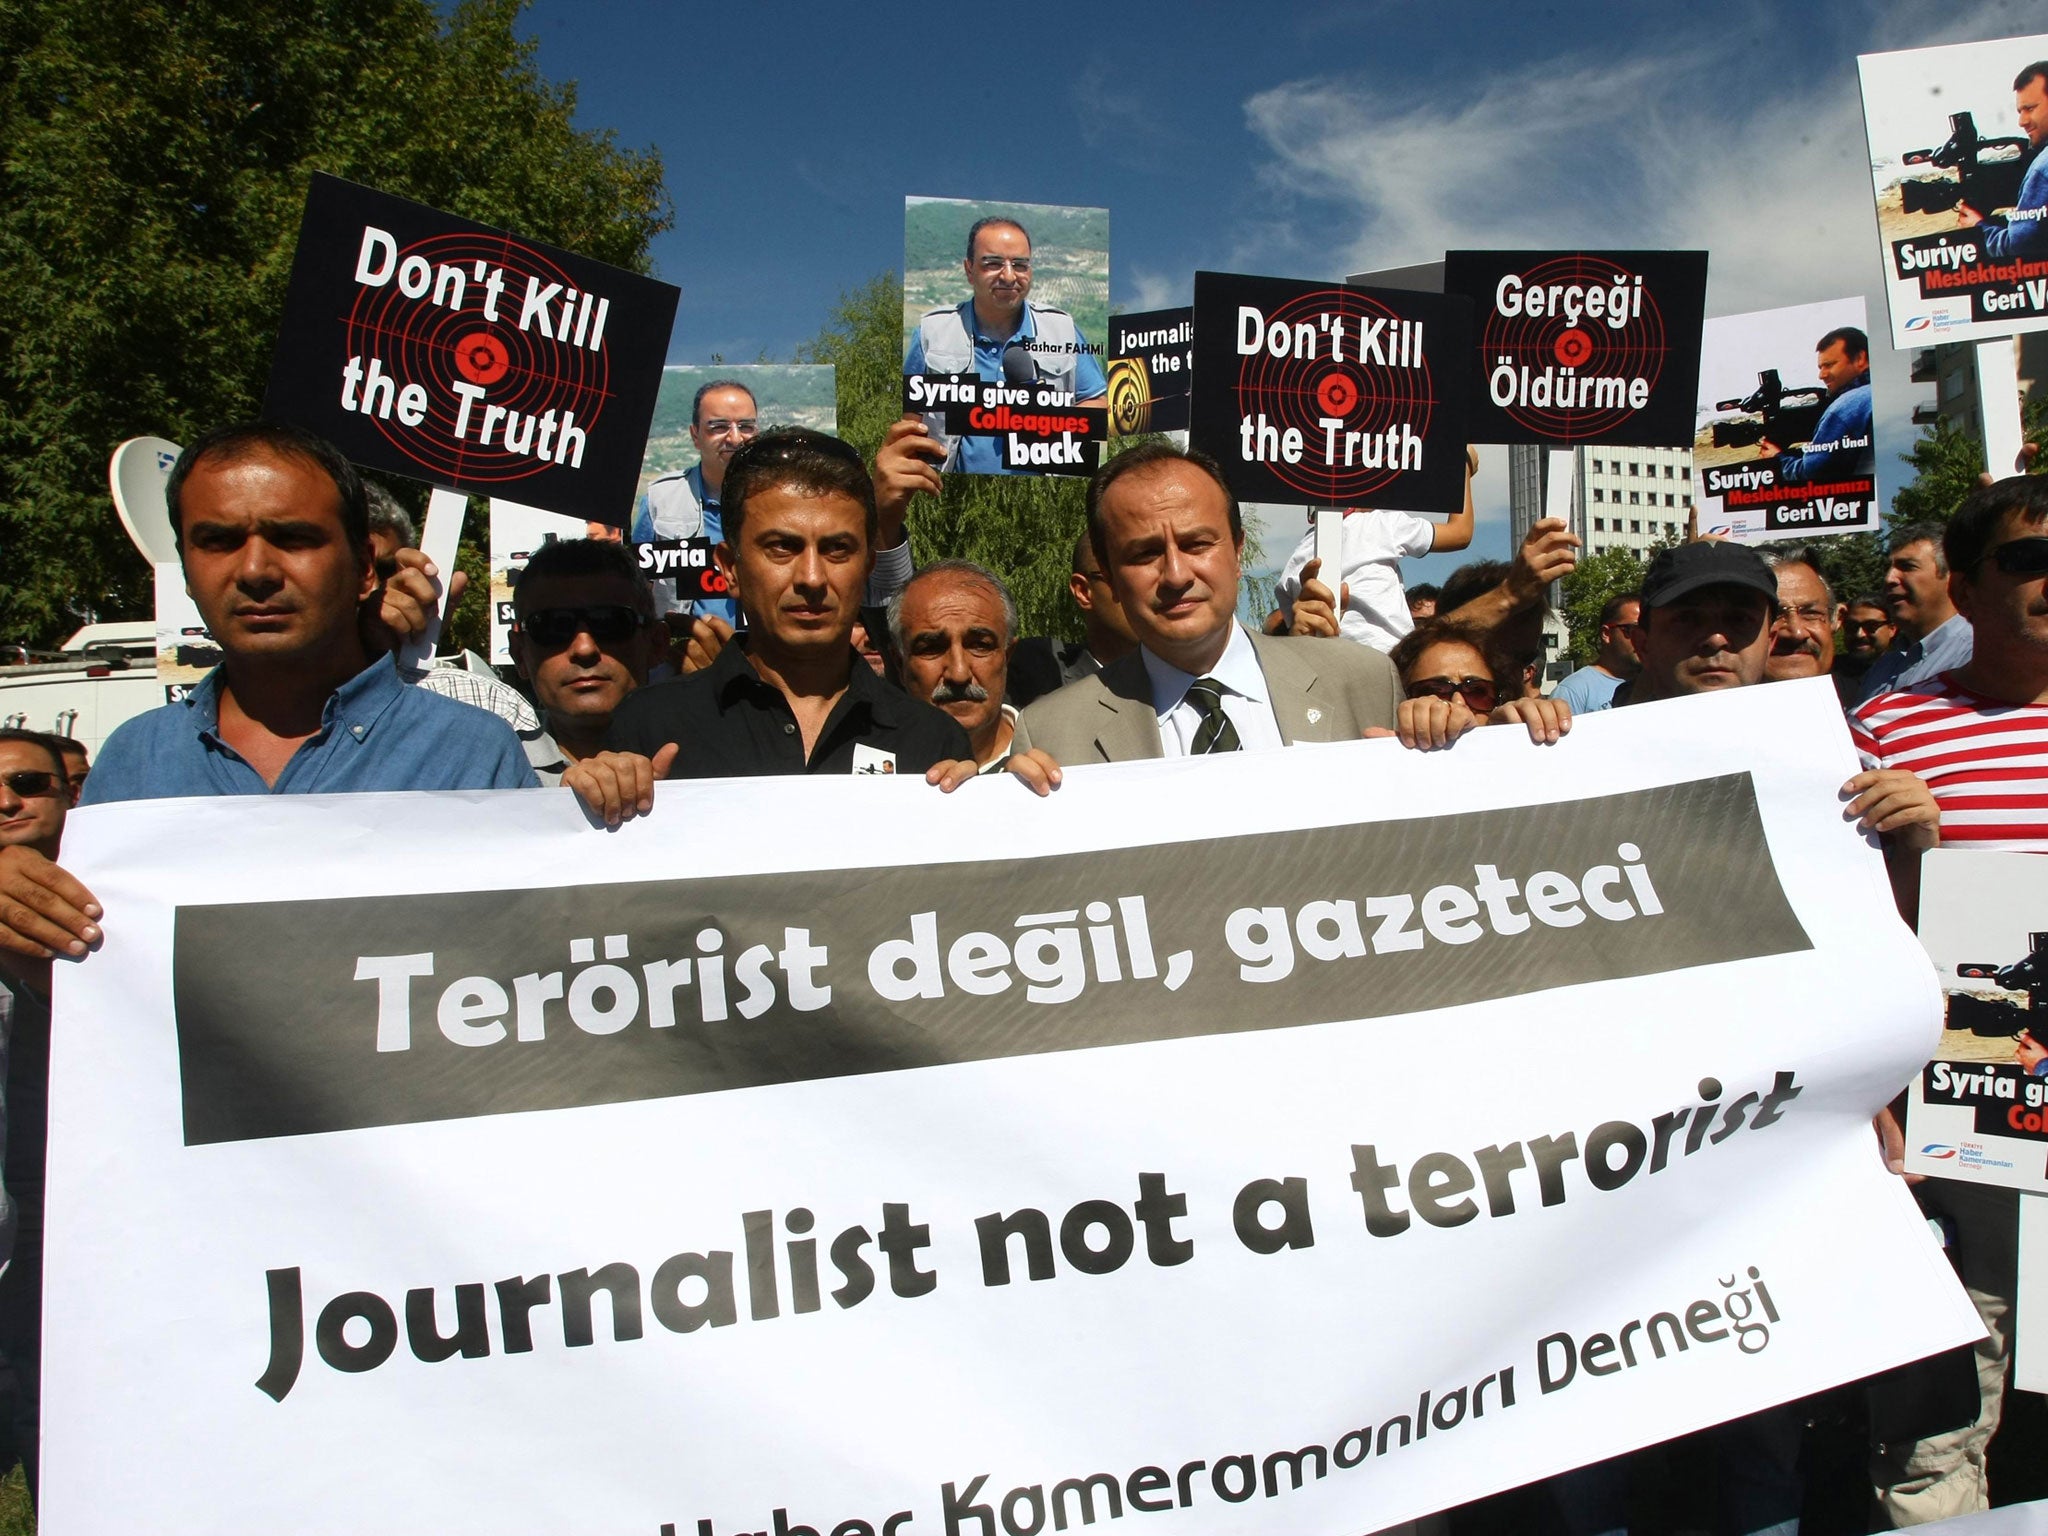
left=1857, top=36, right=2048, bottom=349
left=901, top=195, right=1109, bottom=477
left=1692, top=299, right=1878, bottom=544
left=1904, top=850, right=2048, bottom=1193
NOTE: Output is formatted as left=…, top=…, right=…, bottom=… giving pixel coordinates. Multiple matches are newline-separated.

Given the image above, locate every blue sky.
left=518, top=0, right=2042, bottom=580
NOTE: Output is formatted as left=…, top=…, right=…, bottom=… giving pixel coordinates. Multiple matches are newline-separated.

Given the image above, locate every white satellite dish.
left=108, top=436, right=183, bottom=566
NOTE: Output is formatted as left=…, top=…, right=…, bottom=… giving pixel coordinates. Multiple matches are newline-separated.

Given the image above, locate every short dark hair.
left=1816, top=326, right=1867, bottom=360
left=1389, top=619, right=1521, bottom=699
left=966, top=216, right=1031, bottom=260
left=513, top=537, right=655, bottom=621
left=2016, top=60, right=2048, bottom=93
left=721, top=428, right=877, bottom=549
left=1945, top=476, right=2048, bottom=576
left=1599, top=591, right=1642, bottom=627
left=1071, top=528, right=1102, bottom=576
left=1438, top=559, right=1510, bottom=616
left=166, top=422, right=367, bottom=553
left=692, top=378, right=757, bottom=426
left=1405, top=583, right=1440, bottom=605
left=1888, top=521, right=1950, bottom=576
left=1086, top=441, right=1242, bottom=570
left=1846, top=592, right=1889, bottom=613
left=0, top=728, right=68, bottom=778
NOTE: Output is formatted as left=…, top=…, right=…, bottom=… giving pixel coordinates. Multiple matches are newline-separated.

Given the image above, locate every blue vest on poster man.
left=905, top=301, right=1107, bottom=474
left=631, top=463, right=740, bottom=627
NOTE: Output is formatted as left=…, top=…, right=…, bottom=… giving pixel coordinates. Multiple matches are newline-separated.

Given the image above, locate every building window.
left=1592, top=488, right=1604, bottom=502
left=1593, top=516, right=1605, bottom=531
left=1629, top=491, right=1641, bottom=505
left=1664, top=494, right=1675, bottom=507
left=1664, top=465, right=1675, bottom=479
left=1591, top=459, right=1604, bottom=472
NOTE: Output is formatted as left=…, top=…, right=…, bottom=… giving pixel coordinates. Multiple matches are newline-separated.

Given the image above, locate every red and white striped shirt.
left=1852, top=674, right=2048, bottom=853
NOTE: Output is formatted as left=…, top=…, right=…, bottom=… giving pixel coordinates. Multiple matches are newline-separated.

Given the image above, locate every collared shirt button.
left=351, top=724, right=366, bottom=738
left=783, top=722, right=796, bottom=734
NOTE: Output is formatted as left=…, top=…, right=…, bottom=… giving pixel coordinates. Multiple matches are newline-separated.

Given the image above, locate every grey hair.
left=886, top=558, right=1019, bottom=654
left=1761, top=547, right=1834, bottom=610
left=363, top=482, right=417, bottom=548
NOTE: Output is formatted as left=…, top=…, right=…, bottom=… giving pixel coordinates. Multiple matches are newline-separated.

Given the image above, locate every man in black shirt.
left=573, top=430, right=1052, bottom=821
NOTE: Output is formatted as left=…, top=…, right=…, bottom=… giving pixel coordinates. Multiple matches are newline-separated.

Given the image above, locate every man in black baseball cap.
left=1618, top=540, right=1780, bottom=703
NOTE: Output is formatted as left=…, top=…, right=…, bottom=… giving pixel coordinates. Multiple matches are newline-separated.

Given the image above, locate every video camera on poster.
left=636, top=537, right=729, bottom=601
left=1707, top=370, right=1828, bottom=450
left=1899, top=112, right=2030, bottom=216
left=1948, top=934, right=2048, bottom=1037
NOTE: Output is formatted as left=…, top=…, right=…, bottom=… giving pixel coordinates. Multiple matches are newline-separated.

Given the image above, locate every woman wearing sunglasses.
left=1380, top=620, right=1572, bottom=750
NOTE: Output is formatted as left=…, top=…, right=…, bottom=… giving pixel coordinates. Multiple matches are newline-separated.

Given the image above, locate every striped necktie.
left=1184, top=676, right=1241, bottom=755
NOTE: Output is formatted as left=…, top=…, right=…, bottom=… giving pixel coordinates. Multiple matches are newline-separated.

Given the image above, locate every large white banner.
left=42, top=679, right=1980, bottom=1535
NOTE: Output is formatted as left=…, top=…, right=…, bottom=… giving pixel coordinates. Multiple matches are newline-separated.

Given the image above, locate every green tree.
left=799, top=270, right=1261, bottom=641
left=1559, top=544, right=1645, bottom=668
left=0, top=0, right=671, bottom=647
left=1890, top=393, right=2048, bottom=531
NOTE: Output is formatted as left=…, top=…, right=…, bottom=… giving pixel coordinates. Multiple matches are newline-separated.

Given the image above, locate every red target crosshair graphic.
left=1316, top=372, right=1360, bottom=417
left=1232, top=288, right=1439, bottom=503
left=340, top=231, right=616, bottom=484
left=1479, top=254, right=1668, bottom=443
left=453, top=331, right=510, bottom=385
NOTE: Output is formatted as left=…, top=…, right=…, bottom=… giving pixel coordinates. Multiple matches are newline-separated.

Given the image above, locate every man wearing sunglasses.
left=631, top=378, right=756, bottom=639
left=508, top=538, right=665, bottom=785
left=0, top=730, right=68, bottom=1503
left=1852, top=475, right=2048, bottom=1525
left=904, top=217, right=1107, bottom=475
left=1834, top=594, right=1894, bottom=707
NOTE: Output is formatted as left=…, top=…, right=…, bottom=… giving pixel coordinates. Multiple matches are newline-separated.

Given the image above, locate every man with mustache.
left=889, top=560, right=1022, bottom=770
left=1761, top=550, right=1838, bottom=685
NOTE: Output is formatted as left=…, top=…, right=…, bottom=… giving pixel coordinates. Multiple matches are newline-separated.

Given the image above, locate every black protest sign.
left=1188, top=272, right=1471, bottom=512
left=901, top=373, right=1107, bottom=475
left=1443, top=250, right=1708, bottom=447
left=635, top=538, right=730, bottom=601
left=1108, top=307, right=1194, bottom=433
left=263, top=174, right=680, bottom=525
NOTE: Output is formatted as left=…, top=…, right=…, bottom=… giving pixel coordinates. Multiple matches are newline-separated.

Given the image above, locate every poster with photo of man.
left=901, top=196, right=1109, bottom=477
left=1692, top=298, right=1878, bottom=543
left=628, top=364, right=837, bottom=625
left=1904, top=850, right=2048, bottom=1194
left=1857, top=35, right=2048, bottom=348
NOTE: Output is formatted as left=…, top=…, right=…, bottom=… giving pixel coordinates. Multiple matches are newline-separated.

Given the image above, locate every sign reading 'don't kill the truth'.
left=1189, top=272, right=1472, bottom=512
left=1443, top=250, right=1708, bottom=447
left=263, top=174, right=680, bottom=526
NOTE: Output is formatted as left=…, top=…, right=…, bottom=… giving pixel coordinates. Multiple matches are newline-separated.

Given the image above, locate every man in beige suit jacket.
left=1012, top=442, right=1401, bottom=764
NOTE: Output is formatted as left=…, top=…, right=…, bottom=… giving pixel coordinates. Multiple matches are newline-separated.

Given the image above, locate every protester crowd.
left=0, top=396, right=2044, bottom=1534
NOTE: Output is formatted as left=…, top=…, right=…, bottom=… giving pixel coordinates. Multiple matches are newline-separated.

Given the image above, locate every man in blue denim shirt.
left=1759, top=327, right=1873, bottom=488
left=0, top=423, right=534, bottom=966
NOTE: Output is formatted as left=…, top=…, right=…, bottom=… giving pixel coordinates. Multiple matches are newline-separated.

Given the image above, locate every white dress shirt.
left=1142, top=622, right=1285, bottom=756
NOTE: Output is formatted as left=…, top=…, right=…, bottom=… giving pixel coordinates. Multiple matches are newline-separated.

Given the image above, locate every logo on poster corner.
left=1919, top=1143, right=1958, bottom=1159
left=1904, top=315, right=1933, bottom=332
